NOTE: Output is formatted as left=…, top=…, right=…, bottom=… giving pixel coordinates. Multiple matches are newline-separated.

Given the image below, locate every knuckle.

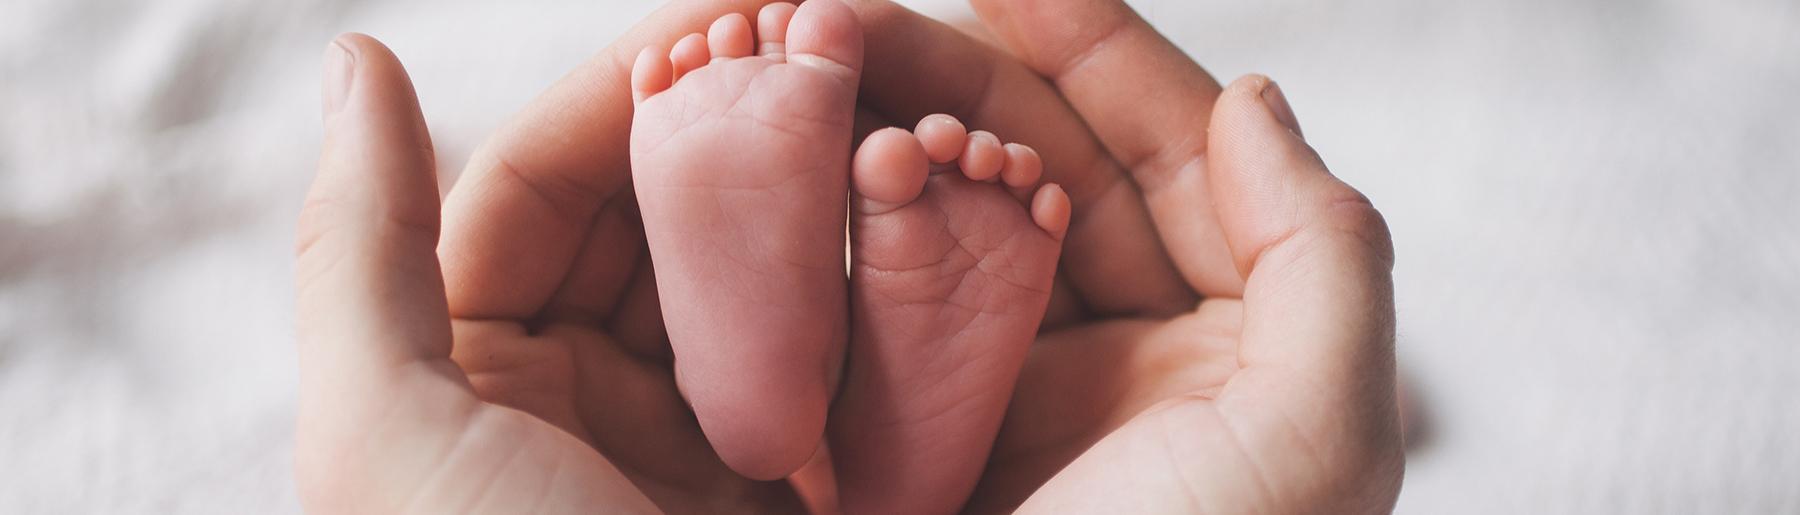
left=1317, top=186, right=1395, bottom=269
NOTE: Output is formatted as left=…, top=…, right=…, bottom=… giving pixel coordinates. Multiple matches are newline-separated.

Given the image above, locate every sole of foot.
left=830, top=113, right=1070, bottom=513
left=628, top=0, right=862, bottom=480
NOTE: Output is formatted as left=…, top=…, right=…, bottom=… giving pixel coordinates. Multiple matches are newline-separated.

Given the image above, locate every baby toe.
left=959, top=130, right=1005, bottom=182
left=631, top=45, right=673, bottom=103
left=1000, top=142, right=1043, bottom=189
left=914, top=114, right=968, bottom=164
left=853, top=128, right=931, bottom=213
left=785, top=0, right=862, bottom=87
left=670, top=32, right=710, bottom=81
left=1030, top=183, right=1072, bottom=240
left=707, top=13, right=754, bottom=61
left=756, top=2, right=797, bottom=60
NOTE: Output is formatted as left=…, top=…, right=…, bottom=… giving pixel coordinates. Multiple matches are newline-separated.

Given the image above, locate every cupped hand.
left=294, top=2, right=828, bottom=513
left=839, top=1, right=1405, bottom=512
left=295, top=0, right=1404, bottom=512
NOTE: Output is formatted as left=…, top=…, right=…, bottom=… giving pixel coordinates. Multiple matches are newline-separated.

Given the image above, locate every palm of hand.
left=299, top=1, right=1404, bottom=513
left=976, top=298, right=1403, bottom=513
left=296, top=25, right=807, bottom=513
left=975, top=305, right=1244, bottom=509
left=429, top=190, right=812, bottom=513
left=838, top=1, right=1405, bottom=511
left=299, top=198, right=806, bottom=513
left=449, top=297, right=804, bottom=511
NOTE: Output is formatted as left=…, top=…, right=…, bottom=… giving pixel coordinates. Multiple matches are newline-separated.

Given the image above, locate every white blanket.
left=2, top=0, right=1796, bottom=512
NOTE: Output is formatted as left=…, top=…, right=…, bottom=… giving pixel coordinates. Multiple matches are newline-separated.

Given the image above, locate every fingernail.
left=1260, top=79, right=1304, bottom=139
left=322, top=38, right=355, bottom=116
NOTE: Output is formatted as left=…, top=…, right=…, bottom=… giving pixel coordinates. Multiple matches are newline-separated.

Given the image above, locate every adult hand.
left=839, top=1, right=1405, bottom=512
left=297, top=0, right=1402, bottom=512
left=295, top=2, right=824, bottom=512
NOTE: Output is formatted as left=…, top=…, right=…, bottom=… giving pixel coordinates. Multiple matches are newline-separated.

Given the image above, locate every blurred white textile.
left=1, top=0, right=1796, bottom=512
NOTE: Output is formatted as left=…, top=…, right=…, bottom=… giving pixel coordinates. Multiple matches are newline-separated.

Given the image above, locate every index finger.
left=971, top=0, right=1247, bottom=298
left=848, top=0, right=1199, bottom=318
left=439, top=0, right=784, bottom=321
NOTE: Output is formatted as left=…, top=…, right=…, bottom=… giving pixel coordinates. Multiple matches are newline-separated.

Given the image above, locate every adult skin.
left=840, top=2, right=1405, bottom=512
left=300, top=4, right=818, bottom=512
left=919, top=2, right=1406, bottom=510
left=294, top=0, right=1403, bottom=512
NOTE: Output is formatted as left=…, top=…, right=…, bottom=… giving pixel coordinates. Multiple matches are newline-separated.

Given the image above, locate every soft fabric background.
left=2, top=0, right=1796, bottom=512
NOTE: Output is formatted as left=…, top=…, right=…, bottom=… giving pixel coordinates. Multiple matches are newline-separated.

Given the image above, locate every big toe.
left=785, top=0, right=863, bottom=86
left=853, top=127, right=929, bottom=213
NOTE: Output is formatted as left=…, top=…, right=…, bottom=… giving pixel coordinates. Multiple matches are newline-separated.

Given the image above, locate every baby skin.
left=630, top=0, right=1069, bottom=508
left=628, top=1, right=861, bottom=479
left=831, top=116, right=1070, bottom=513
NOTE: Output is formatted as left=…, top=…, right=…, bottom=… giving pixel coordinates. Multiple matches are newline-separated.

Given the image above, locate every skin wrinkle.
left=875, top=370, right=997, bottom=430
left=673, top=59, right=856, bottom=146
left=951, top=265, right=1028, bottom=318
left=1266, top=403, right=1333, bottom=498
left=786, top=53, right=859, bottom=84
left=698, top=249, right=795, bottom=308
left=842, top=120, right=1058, bottom=505
left=298, top=250, right=450, bottom=366
left=860, top=232, right=990, bottom=309
left=1088, top=80, right=1212, bottom=191
left=569, top=347, right=665, bottom=486
left=300, top=1, right=1402, bottom=509
left=740, top=78, right=850, bottom=143
left=397, top=402, right=489, bottom=515
left=971, top=233, right=1054, bottom=296
left=855, top=1, right=1138, bottom=216
left=309, top=5, right=866, bottom=511
left=1151, top=410, right=1209, bottom=515
left=1211, top=404, right=1284, bottom=514
left=443, top=161, right=599, bottom=322
left=850, top=238, right=958, bottom=281
left=458, top=422, right=533, bottom=514
left=1140, top=149, right=1208, bottom=206
left=299, top=206, right=442, bottom=275
left=600, top=259, right=677, bottom=358
left=1053, top=139, right=1134, bottom=211
left=1225, top=361, right=1372, bottom=476
left=487, top=152, right=613, bottom=224
left=723, top=186, right=846, bottom=273
left=990, top=5, right=1214, bottom=192
left=537, top=214, right=643, bottom=325
left=859, top=15, right=1001, bottom=137
left=518, top=452, right=561, bottom=515
left=647, top=167, right=814, bottom=196
left=862, top=301, right=933, bottom=343
left=564, top=339, right=604, bottom=447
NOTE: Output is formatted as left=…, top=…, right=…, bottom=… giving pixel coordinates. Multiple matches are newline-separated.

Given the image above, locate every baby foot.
left=628, top=1, right=861, bottom=480
left=830, top=115, right=1071, bottom=513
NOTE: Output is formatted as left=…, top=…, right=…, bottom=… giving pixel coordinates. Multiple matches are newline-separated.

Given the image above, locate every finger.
left=298, top=33, right=453, bottom=383
left=297, top=32, right=473, bottom=506
left=539, top=193, right=650, bottom=326
left=297, top=38, right=661, bottom=514
left=848, top=0, right=1196, bottom=318
left=1207, top=80, right=1403, bottom=486
left=1011, top=75, right=1403, bottom=514
left=971, top=0, right=1246, bottom=297
left=439, top=0, right=784, bottom=322
left=1211, top=75, right=1396, bottom=395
